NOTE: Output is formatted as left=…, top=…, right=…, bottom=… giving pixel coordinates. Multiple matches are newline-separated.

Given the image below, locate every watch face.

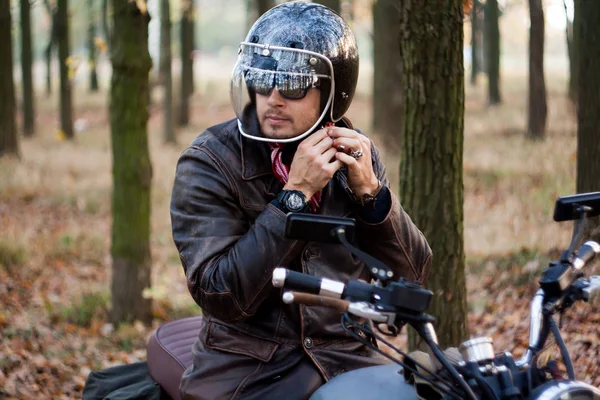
left=286, top=193, right=305, bottom=211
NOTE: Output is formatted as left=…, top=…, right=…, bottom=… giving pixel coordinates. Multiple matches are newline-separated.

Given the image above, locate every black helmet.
left=230, top=1, right=359, bottom=143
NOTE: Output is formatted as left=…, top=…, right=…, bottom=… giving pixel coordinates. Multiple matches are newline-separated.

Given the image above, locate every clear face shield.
left=230, top=42, right=335, bottom=143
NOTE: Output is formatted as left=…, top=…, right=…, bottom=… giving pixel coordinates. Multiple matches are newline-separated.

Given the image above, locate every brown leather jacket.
left=170, top=118, right=432, bottom=399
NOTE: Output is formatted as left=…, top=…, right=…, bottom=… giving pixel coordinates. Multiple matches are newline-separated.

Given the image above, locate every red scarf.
left=269, top=143, right=321, bottom=212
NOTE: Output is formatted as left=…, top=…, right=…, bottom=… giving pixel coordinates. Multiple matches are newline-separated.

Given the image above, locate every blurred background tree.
left=485, top=0, right=501, bottom=104
left=57, top=0, right=73, bottom=139
left=21, top=0, right=35, bottom=136
left=179, top=0, right=196, bottom=127
left=0, top=0, right=19, bottom=157
left=527, top=0, right=547, bottom=139
left=314, top=0, right=341, bottom=13
left=160, top=0, right=175, bottom=144
left=372, top=0, right=402, bottom=150
left=87, top=0, right=99, bottom=92
left=470, top=0, right=482, bottom=85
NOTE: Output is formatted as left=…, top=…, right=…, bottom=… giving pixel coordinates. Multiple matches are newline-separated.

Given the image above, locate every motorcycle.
left=145, top=192, right=600, bottom=400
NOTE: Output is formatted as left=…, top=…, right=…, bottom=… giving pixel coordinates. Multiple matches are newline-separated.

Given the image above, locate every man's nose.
left=266, top=88, right=286, bottom=107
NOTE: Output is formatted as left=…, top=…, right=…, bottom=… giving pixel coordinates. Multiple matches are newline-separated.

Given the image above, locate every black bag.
left=83, top=362, right=168, bottom=400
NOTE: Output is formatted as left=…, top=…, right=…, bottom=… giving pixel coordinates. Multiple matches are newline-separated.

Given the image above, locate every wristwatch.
left=276, top=190, right=310, bottom=213
left=349, top=179, right=383, bottom=208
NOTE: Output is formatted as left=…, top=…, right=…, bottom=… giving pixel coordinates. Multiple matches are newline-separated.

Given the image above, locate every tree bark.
left=570, top=0, right=581, bottom=107
left=314, top=0, right=341, bottom=14
left=0, top=0, right=19, bottom=157
left=57, top=0, right=74, bottom=139
left=399, top=0, right=467, bottom=349
left=110, top=0, right=153, bottom=325
left=178, top=0, right=195, bottom=127
left=526, top=0, right=546, bottom=139
left=88, top=0, right=99, bottom=92
left=21, top=0, right=35, bottom=136
left=372, top=0, right=402, bottom=150
left=484, top=0, right=501, bottom=105
left=160, top=0, right=175, bottom=143
left=576, top=1, right=600, bottom=244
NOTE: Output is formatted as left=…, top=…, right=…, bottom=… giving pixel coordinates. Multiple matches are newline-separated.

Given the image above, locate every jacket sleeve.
left=355, top=141, right=432, bottom=284
left=170, top=145, right=300, bottom=322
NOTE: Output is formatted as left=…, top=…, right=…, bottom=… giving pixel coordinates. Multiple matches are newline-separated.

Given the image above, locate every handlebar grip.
left=282, top=291, right=350, bottom=313
left=573, top=241, right=600, bottom=270
left=272, top=268, right=322, bottom=294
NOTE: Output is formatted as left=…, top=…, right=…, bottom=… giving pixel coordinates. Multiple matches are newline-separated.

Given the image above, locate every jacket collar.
left=241, top=133, right=273, bottom=180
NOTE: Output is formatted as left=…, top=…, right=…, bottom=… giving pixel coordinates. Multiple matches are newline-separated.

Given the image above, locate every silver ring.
left=350, top=149, right=363, bottom=160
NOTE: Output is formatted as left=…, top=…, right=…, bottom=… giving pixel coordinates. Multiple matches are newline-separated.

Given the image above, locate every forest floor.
left=1, top=70, right=599, bottom=399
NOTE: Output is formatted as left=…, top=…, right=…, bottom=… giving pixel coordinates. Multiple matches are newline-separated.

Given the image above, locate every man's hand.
left=284, top=128, right=343, bottom=199
left=327, top=127, right=379, bottom=197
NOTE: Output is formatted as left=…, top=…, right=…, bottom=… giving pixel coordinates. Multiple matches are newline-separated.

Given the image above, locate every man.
left=170, top=2, right=431, bottom=399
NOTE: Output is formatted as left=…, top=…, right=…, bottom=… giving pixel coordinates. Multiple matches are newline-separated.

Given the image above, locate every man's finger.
left=327, top=127, right=360, bottom=139
left=325, top=159, right=344, bottom=175
left=301, top=128, right=328, bottom=146
left=335, top=151, right=359, bottom=166
left=332, top=137, right=361, bottom=153
left=320, top=146, right=338, bottom=162
left=313, top=135, right=334, bottom=155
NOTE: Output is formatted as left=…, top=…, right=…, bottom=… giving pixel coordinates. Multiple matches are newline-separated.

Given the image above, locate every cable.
left=340, top=314, right=465, bottom=400
left=418, top=324, right=479, bottom=400
left=547, top=315, right=575, bottom=380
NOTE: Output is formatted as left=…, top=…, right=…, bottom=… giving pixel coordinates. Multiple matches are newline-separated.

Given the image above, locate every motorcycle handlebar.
left=573, top=241, right=600, bottom=270
left=273, top=267, right=345, bottom=298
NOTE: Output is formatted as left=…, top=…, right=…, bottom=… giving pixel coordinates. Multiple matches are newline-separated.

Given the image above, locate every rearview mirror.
left=285, top=213, right=355, bottom=244
left=553, top=192, right=600, bottom=222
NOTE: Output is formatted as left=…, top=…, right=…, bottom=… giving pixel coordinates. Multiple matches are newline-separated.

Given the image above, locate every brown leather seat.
left=147, top=316, right=204, bottom=400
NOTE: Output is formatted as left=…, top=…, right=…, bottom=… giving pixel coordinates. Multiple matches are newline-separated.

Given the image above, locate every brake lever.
left=347, top=302, right=392, bottom=323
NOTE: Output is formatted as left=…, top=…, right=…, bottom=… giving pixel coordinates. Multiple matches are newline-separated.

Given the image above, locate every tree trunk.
left=372, top=0, right=402, bottom=150
left=160, top=0, right=175, bottom=143
left=88, top=0, right=99, bottom=92
left=314, top=0, right=341, bottom=14
left=484, top=0, right=501, bottom=105
left=570, top=0, right=581, bottom=107
left=526, top=0, right=546, bottom=139
left=470, top=0, right=480, bottom=85
left=57, top=0, right=74, bottom=139
left=110, top=0, right=153, bottom=325
left=178, top=0, right=195, bottom=127
left=44, top=0, right=57, bottom=96
left=21, top=0, right=35, bottom=136
left=0, top=0, right=19, bottom=157
left=576, top=1, right=600, bottom=244
left=399, top=0, right=467, bottom=349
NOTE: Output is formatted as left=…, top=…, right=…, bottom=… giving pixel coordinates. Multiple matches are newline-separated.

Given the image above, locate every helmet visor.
left=230, top=43, right=334, bottom=143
